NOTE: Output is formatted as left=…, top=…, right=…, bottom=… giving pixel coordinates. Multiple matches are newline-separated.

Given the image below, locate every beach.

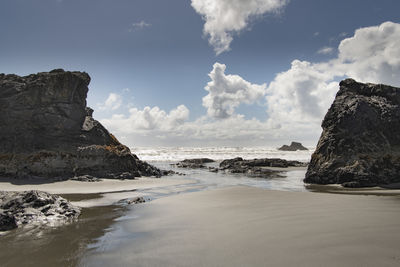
left=2, top=155, right=400, bottom=266
left=82, top=185, right=400, bottom=267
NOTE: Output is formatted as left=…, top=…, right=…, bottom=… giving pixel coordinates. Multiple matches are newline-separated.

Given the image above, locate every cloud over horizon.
left=191, top=0, right=289, bottom=55
left=100, top=21, right=400, bottom=147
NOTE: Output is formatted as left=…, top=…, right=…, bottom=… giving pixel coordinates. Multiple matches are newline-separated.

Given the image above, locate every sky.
left=1, top=0, right=400, bottom=147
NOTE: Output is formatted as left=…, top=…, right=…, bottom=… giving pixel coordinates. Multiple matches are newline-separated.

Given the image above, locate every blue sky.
left=1, top=0, right=400, bottom=147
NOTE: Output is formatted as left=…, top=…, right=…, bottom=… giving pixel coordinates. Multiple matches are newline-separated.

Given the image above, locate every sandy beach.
left=82, top=185, right=400, bottom=267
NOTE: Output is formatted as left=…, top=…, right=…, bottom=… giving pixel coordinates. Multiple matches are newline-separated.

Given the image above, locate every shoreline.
left=0, top=177, right=194, bottom=195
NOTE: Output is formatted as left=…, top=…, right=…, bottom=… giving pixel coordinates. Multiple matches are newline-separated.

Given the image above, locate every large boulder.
left=0, top=69, right=161, bottom=180
left=305, top=79, right=400, bottom=187
left=0, top=190, right=80, bottom=231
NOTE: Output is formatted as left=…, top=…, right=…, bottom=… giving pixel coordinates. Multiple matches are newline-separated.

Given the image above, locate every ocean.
left=134, top=146, right=313, bottom=162
left=134, top=146, right=314, bottom=193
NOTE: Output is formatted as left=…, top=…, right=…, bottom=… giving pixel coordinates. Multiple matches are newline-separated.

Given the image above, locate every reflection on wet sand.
left=0, top=194, right=125, bottom=267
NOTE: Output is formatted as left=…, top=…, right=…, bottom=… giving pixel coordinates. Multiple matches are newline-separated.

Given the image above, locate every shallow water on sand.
left=0, top=153, right=312, bottom=266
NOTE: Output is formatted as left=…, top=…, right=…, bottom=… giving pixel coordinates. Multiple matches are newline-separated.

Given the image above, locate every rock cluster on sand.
left=0, top=190, right=80, bottom=231
left=217, top=157, right=307, bottom=178
left=278, top=142, right=308, bottom=151
left=305, top=79, right=400, bottom=187
left=0, top=69, right=161, bottom=180
left=173, top=157, right=307, bottom=178
left=172, top=158, right=215, bottom=169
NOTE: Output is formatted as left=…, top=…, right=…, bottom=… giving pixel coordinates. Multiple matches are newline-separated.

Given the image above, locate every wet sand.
left=0, top=202, right=126, bottom=267
left=82, top=186, right=400, bottom=267
left=0, top=177, right=193, bottom=194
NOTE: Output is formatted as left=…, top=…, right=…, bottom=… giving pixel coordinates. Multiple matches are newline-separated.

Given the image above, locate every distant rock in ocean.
left=0, top=69, right=161, bottom=180
left=305, top=79, right=400, bottom=187
left=278, top=142, right=308, bottom=151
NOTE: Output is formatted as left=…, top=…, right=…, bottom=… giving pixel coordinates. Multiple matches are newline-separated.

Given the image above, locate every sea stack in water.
left=278, top=142, right=308, bottom=151
left=305, top=79, right=400, bottom=187
left=0, top=69, right=161, bottom=180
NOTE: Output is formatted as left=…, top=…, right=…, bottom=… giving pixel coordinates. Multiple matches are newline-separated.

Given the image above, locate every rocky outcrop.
left=278, top=142, right=308, bottom=151
left=305, top=79, right=400, bottom=187
left=0, top=190, right=80, bottom=231
left=172, top=158, right=215, bottom=169
left=0, top=69, right=161, bottom=180
left=217, top=157, right=307, bottom=178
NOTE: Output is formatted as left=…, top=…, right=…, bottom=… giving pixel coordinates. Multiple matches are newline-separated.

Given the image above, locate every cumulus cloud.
left=101, top=105, right=189, bottom=133
left=266, top=60, right=338, bottom=131
left=317, top=46, right=334, bottom=55
left=191, top=0, right=289, bottom=55
left=265, top=21, right=400, bottom=136
left=202, top=62, right=266, bottom=119
left=98, top=93, right=122, bottom=111
left=129, top=20, right=151, bottom=32
left=337, top=21, right=400, bottom=86
left=100, top=21, right=400, bottom=146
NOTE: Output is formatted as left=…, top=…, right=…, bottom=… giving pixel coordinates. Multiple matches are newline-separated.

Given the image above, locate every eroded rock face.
left=0, top=190, right=80, bottom=231
left=278, top=142, right=308, bottom=151
left=0, top=69, right=161, bottom=179
left=305, top=79, right=400, bottom=187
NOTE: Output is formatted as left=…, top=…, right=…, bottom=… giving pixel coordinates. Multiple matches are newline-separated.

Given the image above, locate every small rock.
left=70, top=175, right=102, bottom=182
left=119, top=197, right=146, bottom=205
left=0, top=212, right=17, bottom=231
left=172, top=158, right=215, bottom=169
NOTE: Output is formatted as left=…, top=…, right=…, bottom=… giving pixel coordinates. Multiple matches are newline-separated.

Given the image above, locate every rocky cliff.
left=0, top=69, right=161, bottom=179
left=305, top=79, right=400, bottom=187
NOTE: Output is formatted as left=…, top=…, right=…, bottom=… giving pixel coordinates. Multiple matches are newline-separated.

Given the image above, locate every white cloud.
left=264, top=21, right=400, bottom=138
left=317, top=46, right=334, bottom=55
left=337, top=21, right=400, bottom=86
left=98, top=93, right=122, bottom=111
left=265, top=60, right=338, bottom=133
left=129, top=20, right=151, bottom=32
left=202, top=62, right=266, bottom=119
left=101, top=105, right=189, bottom=133
left=191, top=0, right=289, bottom=55
left=99, top=21, right=400, bottom=147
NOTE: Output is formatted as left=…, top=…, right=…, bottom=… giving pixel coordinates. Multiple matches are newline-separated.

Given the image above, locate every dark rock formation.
left=220, top=157, right=307, bottom=169
left=172, top=158, right=215, bottom=169
left=161, top=170, right=186, bottom=176
left=278, top=142, right=308, bottom=151
left=305, top=79, right=400, bottom=187
left=218, top=157, right=307, bottom=178
left=0, top=190, right=80, bottom=231
left=0, top=69, right=161, bottom=180
left=0, top=212, right=17, bottom=231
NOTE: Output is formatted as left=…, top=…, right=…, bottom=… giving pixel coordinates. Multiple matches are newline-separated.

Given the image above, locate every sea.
left=134, top=146, right=314, bottom=193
